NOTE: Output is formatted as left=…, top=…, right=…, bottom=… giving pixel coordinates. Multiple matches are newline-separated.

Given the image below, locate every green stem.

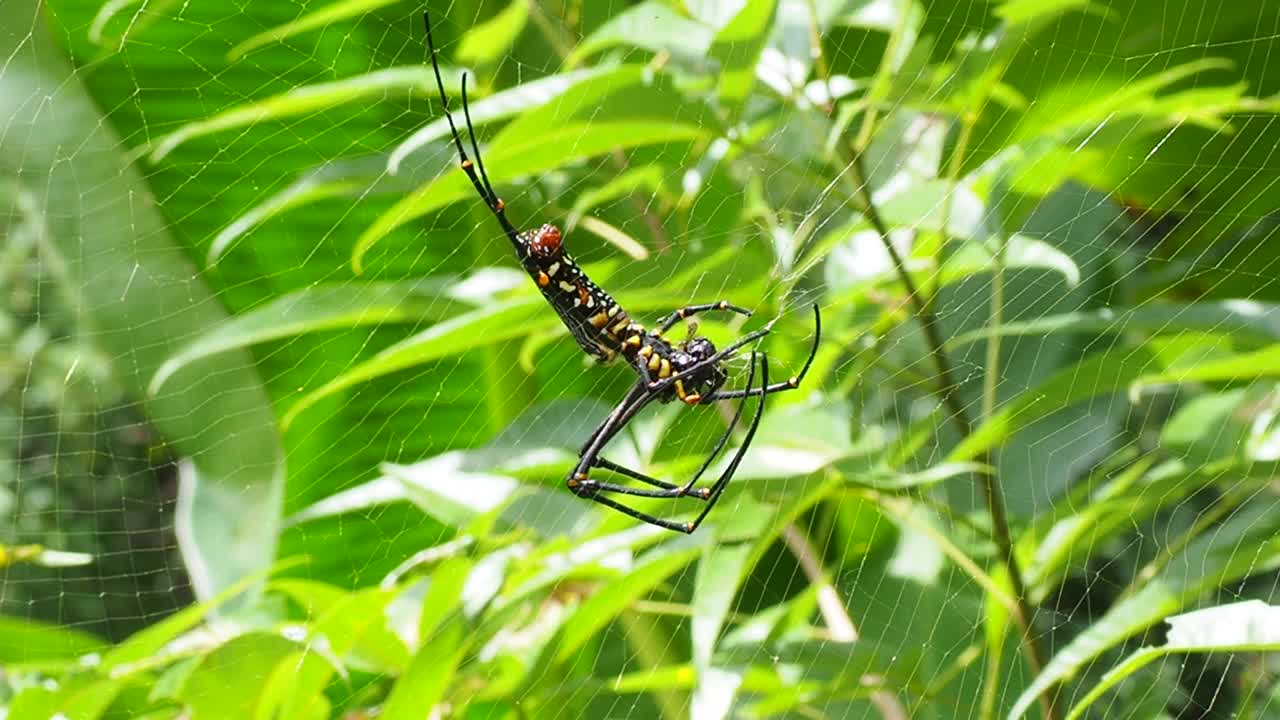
left=843, top=151, right=1056, bottom=720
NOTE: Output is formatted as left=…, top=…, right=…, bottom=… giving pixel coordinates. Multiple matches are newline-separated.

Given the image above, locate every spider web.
left=2, top=0, right=1280, bottom=718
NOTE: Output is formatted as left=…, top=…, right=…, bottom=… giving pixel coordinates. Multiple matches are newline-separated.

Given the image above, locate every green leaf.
left=150, top=280, right=464, bottom=395
left=995, top=0, right=1111, bottom=27
left=0, top=616, right=107, bottom=666
left=101, top=558, right=303, bottom=673
left=950, top=347, right=1157, bottom=461
left=312, top=586, right=410, bottom=673
left=364, top=66, right=710, bottom=269
left=556, top=540, right=705, bottom=661
left=281, top=295, right=550, bottom=427
left=175, top=632, right=301, bottom=719
left=208, top=155, right=428, bottom=264
left=850, top=461, right=994, bottom=490
left=387, top=67, right=615, bottom=174
left=7, top=677, right=128, bottom=720
left=1008, top=500, right=1280, bottom=719
left=417, top=556, right=473, bottom=644
left=568, top=164, right=667, bottom=222
left=567, top=2, right=714, bottom=67
left=948, top=300, right=1280, bottom=350
left=227, top=0, right=405, bottom=59
left=1132, top=343, right=1280, bottom=394
left=258, top=650, right=333, bottom=720
left=147, top=67, right=438, bottom=162
left=457, top=0, right=529, bottom=67
left=1015, top=59, right=1236, bottom=145
left=0, top=6, right=284, bottom=599
left=385, top=454, right=521, bottom=528
left=943, top=234, right=1081, bottom=287
left=708, top=0, right=779, bottom=115
left=1065, top=601, right=1280, bottom=720
left=382, top=620, right=467, bottom=720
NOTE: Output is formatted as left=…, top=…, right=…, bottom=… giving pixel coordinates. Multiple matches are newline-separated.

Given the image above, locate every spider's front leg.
left=654, top=300, right=752, bottom=335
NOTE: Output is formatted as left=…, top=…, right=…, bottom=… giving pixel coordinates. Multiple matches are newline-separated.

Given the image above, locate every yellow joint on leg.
left=461, top=159, right=473, bottom=169
left=788, top=376, right=799, bottom=387
left=625, top=335, right=642, bottom=347
left=648, top=353, right=662, bottom=371
left=674, top=379, right=686, bottom=400
left=658, top=358, right=672, bottom=379
left=496, top=199, right=505, bottom=211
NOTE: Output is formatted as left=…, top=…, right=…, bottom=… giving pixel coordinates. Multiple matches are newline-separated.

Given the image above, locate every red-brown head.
left=529, top=224, right=563, bottom=259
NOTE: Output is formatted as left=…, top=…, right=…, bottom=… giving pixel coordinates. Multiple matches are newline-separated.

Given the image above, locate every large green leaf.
left=708, top=0, right=778, bottom=115
left=1064, top=601, right=1280, bottom=720
left=149, top=279, right=469, bottom=395
left=950, top=347, right=1157, bottom=461
left=0, top=0, right=283, bottom=598
left=354, top=66, right=709, bottom=271
left=1007, top=500, right=1280, bottom=719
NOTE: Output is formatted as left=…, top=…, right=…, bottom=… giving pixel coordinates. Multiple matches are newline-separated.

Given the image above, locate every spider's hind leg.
left=569, top=352, right=765, bottom=534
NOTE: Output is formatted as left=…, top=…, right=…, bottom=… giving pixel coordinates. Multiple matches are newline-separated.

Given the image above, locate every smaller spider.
left=423, top=12, right=821, bottom=532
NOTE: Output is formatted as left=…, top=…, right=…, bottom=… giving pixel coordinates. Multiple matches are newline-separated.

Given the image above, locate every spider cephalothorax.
left=423, top=11, right=821, bottom=533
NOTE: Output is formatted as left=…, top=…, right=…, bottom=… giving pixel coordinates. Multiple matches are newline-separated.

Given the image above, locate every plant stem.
left=782, top=524, right=909, bottom=720
left=844, top=152, right=1056, bottom=720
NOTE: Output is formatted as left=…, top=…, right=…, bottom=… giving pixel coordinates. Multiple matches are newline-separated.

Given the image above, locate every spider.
left=423, top=12, right=821, bottom=533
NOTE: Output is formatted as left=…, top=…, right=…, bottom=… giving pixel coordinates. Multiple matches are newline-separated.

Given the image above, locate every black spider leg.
left=705, top=303, right=821, bottom=400
left=653, top=301, right=753, bottom=335
left=423, top=11, right=520, bottom=244
left=646, top=303, right=820, bottom=401
left=571, top=354, right=766, bottom=534
left=586, top=351, right=759, bottom=500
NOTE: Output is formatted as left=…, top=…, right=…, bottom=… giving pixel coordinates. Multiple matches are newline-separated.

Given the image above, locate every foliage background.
left=2, top=0, right=1280, bottom=718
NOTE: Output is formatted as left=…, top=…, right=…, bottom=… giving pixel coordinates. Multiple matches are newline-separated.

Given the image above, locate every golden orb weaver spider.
left=423, top=12, right=820, bottom=533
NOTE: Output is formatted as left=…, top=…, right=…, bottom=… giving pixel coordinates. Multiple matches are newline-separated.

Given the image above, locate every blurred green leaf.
left=1133, top=343, right=1280, bottom=393
left=708, top=0, right=778, bottom=115
left=1064, top=601, right=1280, bottom=720
left=556, top=540, right=704, bottom=661
left=382, top=620, right=466, bottom=720
left=150, top=280, right=464, bottom=395
left=457, top=0, right=529, bottom=66
left=227, top=0, right=405, bottom=59
left=6, top=677, right=127, bottom=720
left=281, top=295, right=549, bottom=427
left=951, top=347, right=1157, bottom=462
left=147, top=67, right=439, bottom=162
left=388, top=66, right=616, bottom=174
left=101, top=558, right=302, bottom=673
left=1008, top=498, right=1280, bottom=719
left=0, top=616, right=107, bottom=666
left=358, top=65, right=708, bottom=270
left=175, top=632, right=300, bottom=718
left=949, top=300, right=1280, bottom=349
left=0, top=1, right=283, bottom=599
left=567, top=2, right=714, bottom=67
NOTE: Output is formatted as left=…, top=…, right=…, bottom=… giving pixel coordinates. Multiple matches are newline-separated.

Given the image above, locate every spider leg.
left=571, top=353, right=765, bottom=534
left=648, top=303, right=820, bottom=398
left=684, top=351, right=768, bottom=533
left=702, top=304, right=821, bottom=401
left=655, top=301, right=752, bottom=335
left=586, top=351, right=758, bottom=499
left=423, top=12, right=521, bottom=244
left=576, top=381, right=648, bottom=457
